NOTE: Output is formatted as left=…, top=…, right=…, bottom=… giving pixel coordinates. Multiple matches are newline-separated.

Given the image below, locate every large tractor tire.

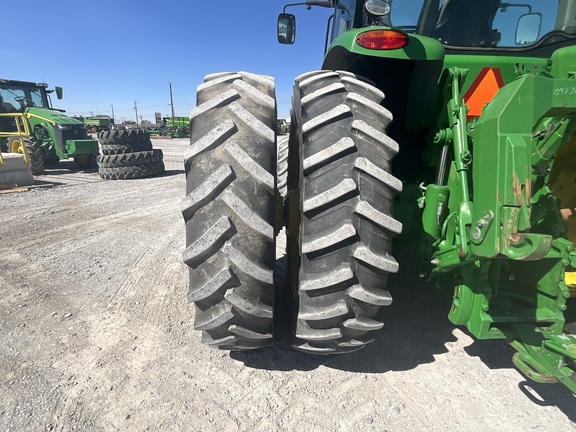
left=98, top=159, right=165, bottom=180
left=97, top=149, right=163, bottom=168
left=8, top=136, right=44, bottom=175
left=286, top=71, right=402, bottom=354
left=182, top=72, right=277, bottom=350
left=277, top=136, right=289, bottom=198
left=98, top=129, right=153, bottom=154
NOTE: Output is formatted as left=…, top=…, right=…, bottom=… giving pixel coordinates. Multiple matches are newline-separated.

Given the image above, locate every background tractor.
left=148, top=116, right=190, bottom=138
left=0, top=79, right=98, bottom=174
left=84, top=115, right=112, bottom=133
left=183, top=0, right=576, bottom=393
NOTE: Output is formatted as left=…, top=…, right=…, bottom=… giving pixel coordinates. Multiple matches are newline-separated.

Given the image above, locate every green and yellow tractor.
left=0, top=79, right=98, bottom=174
left=183, top=0, right=576, bottom=393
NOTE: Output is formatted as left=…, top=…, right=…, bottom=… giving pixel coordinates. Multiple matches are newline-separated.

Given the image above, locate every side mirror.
left=516, top=13, right=541, bottom=45
left=278, top=13, right=296, bottom=44
left=55, top=86, right=63, bottom=100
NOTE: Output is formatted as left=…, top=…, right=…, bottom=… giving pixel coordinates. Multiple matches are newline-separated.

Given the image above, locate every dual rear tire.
left=183, top=71, right=402, bottom=353
left=287, top=71, right=402, bottom=353
left=182, top=72, right=278, bottom=349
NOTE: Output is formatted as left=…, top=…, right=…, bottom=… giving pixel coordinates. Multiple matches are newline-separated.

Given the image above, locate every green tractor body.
left=181, top=0, right=576, bottom=394
left=149, top=116, right=190, bottom=138
left=0, top=78, right=98, bottom=174
left=84, top=115, right=112, bottom=132
left=276, top=0, right=576, bottom=391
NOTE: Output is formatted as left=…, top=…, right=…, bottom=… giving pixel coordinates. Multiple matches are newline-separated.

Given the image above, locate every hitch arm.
left=510, top=323, right=576, bottom=393
left=444, top=68, right=473, bottom=258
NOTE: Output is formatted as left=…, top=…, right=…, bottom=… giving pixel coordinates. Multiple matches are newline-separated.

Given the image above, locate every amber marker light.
left=355, top=29, right=409, bottom=50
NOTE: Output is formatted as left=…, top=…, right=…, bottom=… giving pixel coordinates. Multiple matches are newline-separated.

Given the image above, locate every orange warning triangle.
left=463, top=67, right=504, bottom=121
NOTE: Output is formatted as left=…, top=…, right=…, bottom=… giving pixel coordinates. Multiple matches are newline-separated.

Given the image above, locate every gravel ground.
left=0, top=137, right=574, bottom=431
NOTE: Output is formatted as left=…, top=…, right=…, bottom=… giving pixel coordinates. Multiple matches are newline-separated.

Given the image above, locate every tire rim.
left=9, top=138, right=24, bottom=154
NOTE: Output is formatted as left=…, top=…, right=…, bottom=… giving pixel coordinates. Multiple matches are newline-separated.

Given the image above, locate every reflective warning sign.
left=463, top=67, right=504, bottom=121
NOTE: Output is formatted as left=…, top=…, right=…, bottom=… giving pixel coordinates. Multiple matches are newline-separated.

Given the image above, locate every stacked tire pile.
left=97, top=128, right=165, bottom=180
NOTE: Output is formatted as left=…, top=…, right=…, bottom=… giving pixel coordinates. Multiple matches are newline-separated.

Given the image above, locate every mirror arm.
left=283, top=1, right=334, bottom=13
left=500, top=3, right=532, bottom=13
left=324, top=14, right=334, bottom=54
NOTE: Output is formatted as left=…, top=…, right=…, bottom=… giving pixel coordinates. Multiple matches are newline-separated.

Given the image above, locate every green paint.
left=0, top=79, right=97, bottom=160
left=327, top=28, right=445, bottom=61
left=281, top=0, right=576, bottom=391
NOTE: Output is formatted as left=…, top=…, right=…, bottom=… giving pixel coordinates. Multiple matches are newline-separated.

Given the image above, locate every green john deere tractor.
left=84, top=115, right=112, bottom=133
left=183, top=0, right=576, bottom=392
left=0, top=79, right=98, bottom=174
left=149, top=116, right=190, bottom=138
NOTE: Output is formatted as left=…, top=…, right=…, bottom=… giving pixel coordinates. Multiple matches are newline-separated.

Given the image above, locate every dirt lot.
left=0, top=137, right=575, bottom=431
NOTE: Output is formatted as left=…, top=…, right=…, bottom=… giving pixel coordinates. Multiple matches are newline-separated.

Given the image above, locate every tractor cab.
left=0, top=80, right=52, bottom=113
left=280, top=1, right=576, bottom=51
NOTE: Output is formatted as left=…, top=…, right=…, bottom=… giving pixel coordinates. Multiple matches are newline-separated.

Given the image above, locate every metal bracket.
left=471, top=210, right=494, bottom=245
left=511, top=324, right=576, bottom=393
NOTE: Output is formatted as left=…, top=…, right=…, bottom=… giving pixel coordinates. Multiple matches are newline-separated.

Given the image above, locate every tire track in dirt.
left=4, top=140, right=575, bottom=431
left=50, top=214, right=185, bottom=429
left=4, top=191, right=177, bottom=248
left=44, top=161, right=187, bottom=429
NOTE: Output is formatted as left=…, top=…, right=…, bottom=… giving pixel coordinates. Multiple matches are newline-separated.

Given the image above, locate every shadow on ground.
left=230, top=251, right=576, bottom=415
left=232, top=251, right=460, bottom=373
left=159, top=169, right=184, bottom=177
left=38, top=160, right=184, bottom=181
left=516, top=380, right=576, bottom=421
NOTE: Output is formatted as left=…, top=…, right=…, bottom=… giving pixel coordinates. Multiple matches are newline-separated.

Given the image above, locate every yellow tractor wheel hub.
left=9, top=138, right=24, bottom=154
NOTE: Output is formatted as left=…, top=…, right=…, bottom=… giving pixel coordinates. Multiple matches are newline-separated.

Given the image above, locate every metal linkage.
left=511, top=323, right=576, bottom=393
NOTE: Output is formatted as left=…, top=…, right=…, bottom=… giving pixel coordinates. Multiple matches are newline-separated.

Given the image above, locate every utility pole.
left=169, top=82, right=175, bottom=126
left=134, top=100, right=139, bottom=126
left=111, top=104, right=115, bottom=123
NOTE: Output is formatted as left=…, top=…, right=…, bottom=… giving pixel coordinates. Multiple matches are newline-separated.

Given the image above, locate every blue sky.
left=1, top=0, right=332, bottom=121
